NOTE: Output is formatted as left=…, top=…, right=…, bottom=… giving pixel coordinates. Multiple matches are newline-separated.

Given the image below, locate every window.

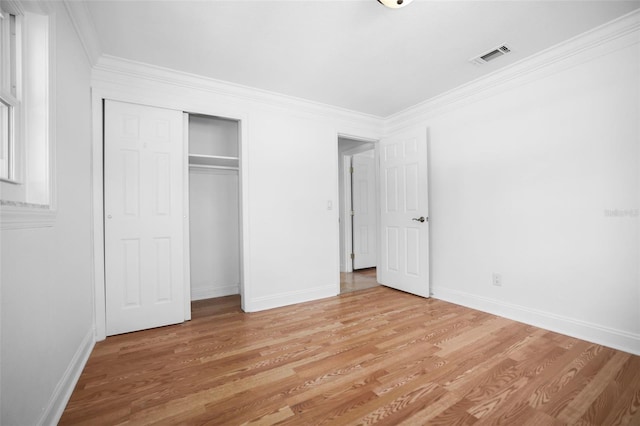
left=0, top=1, right=54, bottom=228
left=0, top=7, right=20, bottom=182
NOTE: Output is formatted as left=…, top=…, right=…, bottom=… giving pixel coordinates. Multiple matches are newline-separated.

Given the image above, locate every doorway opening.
left=338, top=136, right=379, bottom=294
left=187, top=114, right=242, bottom=303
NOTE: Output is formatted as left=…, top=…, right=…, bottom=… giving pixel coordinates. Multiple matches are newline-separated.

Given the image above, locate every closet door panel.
left=152, top=152, right=172, bottom=215
left=104, top=100, right=186, bottom=336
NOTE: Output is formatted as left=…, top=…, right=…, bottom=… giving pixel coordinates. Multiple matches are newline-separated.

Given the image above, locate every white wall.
left=246, top=110, right=340, bottom=305
left=388, top=17, right=639, bottom=354
left=189, top=169, right=240, bottom=299
left=189, top=115, right=238, bottom=157
left=0, top=3, right=94, bottom=424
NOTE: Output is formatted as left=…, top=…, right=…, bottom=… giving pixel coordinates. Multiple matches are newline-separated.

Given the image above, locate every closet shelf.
left=189, top=163, right=238, bottom=171
left=189, top=154, right=239, bottom=169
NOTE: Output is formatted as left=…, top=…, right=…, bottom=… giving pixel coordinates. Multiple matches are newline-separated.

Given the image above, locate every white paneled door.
left=352, top=150, right=377, bottom=270
left=378, top=129, right=430, bottom=298
left=104, top=100, right=186, bottom=336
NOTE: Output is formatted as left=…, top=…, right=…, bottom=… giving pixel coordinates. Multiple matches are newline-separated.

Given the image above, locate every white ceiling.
left=84, top=0, right=640, bottom=117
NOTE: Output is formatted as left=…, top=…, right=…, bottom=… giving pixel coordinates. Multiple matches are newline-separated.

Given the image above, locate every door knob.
left=412, top=216, right=426, bottom=223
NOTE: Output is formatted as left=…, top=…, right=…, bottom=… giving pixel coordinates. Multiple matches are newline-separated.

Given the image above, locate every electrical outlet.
left=492, top=273, right=502, bottom=287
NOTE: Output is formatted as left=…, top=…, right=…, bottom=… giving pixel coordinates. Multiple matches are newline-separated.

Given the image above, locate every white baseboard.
left=191, top=284, right=240, bottom=301
left=38, top=328, right=95, bottom=426
left=431, top=286, right=640, bottom=356
left=244, top=284, right=338, bottom=313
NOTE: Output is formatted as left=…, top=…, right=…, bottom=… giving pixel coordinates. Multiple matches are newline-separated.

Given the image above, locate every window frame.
left=0, top=97, right=16, bottom=182
left=0, top=6, right=20, bottom=184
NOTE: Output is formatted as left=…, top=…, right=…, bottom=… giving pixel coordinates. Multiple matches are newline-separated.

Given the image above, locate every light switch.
left=327, top=200, right=333, bottom=210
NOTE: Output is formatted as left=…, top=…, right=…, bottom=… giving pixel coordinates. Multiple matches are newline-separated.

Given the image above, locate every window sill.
left=0, top=177, right=22, bottom=185
left=0, top=201, right=56, bottom=229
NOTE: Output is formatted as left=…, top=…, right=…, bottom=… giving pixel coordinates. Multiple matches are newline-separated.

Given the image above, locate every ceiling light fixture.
left=377, top=0, right=414, bottom=9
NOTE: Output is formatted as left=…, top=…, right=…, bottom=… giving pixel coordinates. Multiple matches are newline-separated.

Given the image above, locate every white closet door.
left=104, top=100, right=186, bottom=336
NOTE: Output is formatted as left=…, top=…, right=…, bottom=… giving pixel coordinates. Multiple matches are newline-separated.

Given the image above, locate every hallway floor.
left=340, top=267, right=379, bottom=293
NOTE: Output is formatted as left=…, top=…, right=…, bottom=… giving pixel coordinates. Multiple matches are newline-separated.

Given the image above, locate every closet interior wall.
left=188, top=115, right=240, bottom=300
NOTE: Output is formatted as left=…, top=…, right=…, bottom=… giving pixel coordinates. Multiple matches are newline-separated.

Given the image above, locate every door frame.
left=337, top=135, right=378, bottom=273
left=91, top=89, right=250, bottom=341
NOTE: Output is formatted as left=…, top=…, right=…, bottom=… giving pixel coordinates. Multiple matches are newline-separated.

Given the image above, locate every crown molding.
left=384, top=8, right=640, bottom=133
left=84, top=5, right=637, bottom=133
left=1, top=0, right=24, bottom=15
left=62, top=0, right=102, bottom=66
left=92, top=55, right=384, bottom=128
left=3, top=0, right=58, bottom=15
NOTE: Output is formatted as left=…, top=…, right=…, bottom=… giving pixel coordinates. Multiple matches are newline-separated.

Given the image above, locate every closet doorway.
left=96, top=96, right=248, bottom=339
left=338, top=136, right=379, bottom=293
left=187, top=114, right=242, bottom=301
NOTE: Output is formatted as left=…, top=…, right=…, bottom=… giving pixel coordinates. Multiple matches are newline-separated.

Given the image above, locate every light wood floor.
left=340, top=268, right=379, bottom=294
left=61, top=287, right=640, bottom=425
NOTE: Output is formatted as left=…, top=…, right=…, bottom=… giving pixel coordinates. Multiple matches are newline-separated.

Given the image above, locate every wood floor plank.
left=60, top=287, right=640, bottom=425
left=424, top=397, right=478, bottom=425
left=584, top=355, right=640, bottom=426
left=354, top=381, right=444, bottom=425
left=395, top=388, right=464, bottom=426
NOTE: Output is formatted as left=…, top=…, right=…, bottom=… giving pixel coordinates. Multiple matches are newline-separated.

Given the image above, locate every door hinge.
left=350, top=253, right=355, bottom=260
left=350, top=210, right=355, bottom=216
left=349, top=166, right=354, bottom=174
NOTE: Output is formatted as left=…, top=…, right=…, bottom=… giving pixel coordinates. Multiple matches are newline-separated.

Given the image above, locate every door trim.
left=182, top=113, right=191, bottom=320
left=342, top=154, right=353, bottom=273
left=91, top=91, right=250, bottom=341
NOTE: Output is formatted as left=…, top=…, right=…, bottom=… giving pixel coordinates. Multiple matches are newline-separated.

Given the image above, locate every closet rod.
left=188, top=164, right=239, bottom=171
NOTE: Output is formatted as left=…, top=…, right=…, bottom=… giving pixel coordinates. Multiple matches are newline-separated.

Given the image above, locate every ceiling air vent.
left=470, top=44, right=512, bottom=65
